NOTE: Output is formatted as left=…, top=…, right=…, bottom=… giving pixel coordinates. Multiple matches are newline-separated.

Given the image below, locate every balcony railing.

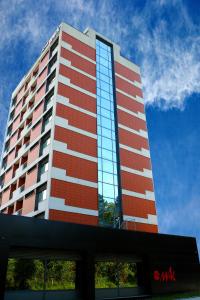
left=14, top=208, right=22, bottom=216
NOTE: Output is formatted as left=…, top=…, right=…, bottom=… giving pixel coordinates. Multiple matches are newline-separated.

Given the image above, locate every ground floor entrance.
left=95, top=257, right=146, bottom=299
left=4, top=254, right=147, bottom=300
left=0, top=214, right=199, bottom=300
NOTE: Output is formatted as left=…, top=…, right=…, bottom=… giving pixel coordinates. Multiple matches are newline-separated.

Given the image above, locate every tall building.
left=0, top=23, right=158, bottom=233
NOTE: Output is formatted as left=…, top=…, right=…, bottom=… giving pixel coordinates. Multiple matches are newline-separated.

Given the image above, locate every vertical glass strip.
left=96, top=39, right=121, bottom=227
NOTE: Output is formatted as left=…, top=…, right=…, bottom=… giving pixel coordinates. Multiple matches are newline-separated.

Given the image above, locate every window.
left=48, top=54, right=57, bottom=74
left=46, top=70, right=56, bottom=91
left=4, top=141, right=10, bottom=153
left=36, top=184, right=47, bottom=204
left=9, top=111, right=14, bottom=121
left=2, top=158, right=7, bottom=170
left=27, top=166, right=36, bottom=175
left=7, top=125, right=12, bottom=136
left=44, top=88, right=54, bottom=111
left=40, top=133, right=51, bottom=155
left=12, top=96, right=17, bottom=107
left=33, top=67, right=39, bottom=77
left=42, top=110, right=52, bottom=132
left=38, top=157, right=49, bottom=181
left=50, top=38, right=58, bottom=57
left=96, top=38, right=121, bottom=228
left=30, top=142, right=39, bottom=152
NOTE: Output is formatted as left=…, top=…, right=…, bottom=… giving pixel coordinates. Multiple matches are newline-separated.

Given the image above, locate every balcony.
left=7, top=131, right=12, bottom=138
left=39, top=171, right=48, bottom=183
left=42, top=119, right=52, bottom=134
left=14, top=208, right=22, bottom=216
left=51, top=47, right=58, bottom=58
left=40, top=144, right=50, bottom=157
left=15, top=162, right=27, bottom=178
left=23, top=105, right=33, bottom=121
left=47, top=79, right=55, bottom=92
left=4, top=147, right=9, bottom=154
left=0, top=164, right=7, bottom=175
left=38, top=199, right=46, bottom=211
left=49, top=62, right=57, bottom=75
left=12, top=185, right=25, bottom=199
left=17, top=142, right=30, bottom=158
left=45, top=100, right=53, bottom=112
left=21, top=122, right=32, bottom=137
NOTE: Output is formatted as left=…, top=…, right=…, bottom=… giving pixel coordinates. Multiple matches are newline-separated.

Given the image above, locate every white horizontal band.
left=123, top=214, right=158, bottom=225
left=51, top=167, right=98, bottom=188
left=116, top=88, right=144, bottom=104
left=118, top=123, right=147, bottom=138
left=52, top=140, right=97, bottom=162
left=120, top=143, right=150, bottom=158
left=58, top=74, right=96, bottom=99
left=61, top=40, right=96, bottom=64
left=116, top=73, right=142, bottom=89
left=121, top=166, right=152, bottom=179
left=56, top=94, right=97, bottom=118
left=122, top=189, right=155, bottom=201
left=117, top=105, right=145, bottom=121
left=49, top=197, right=98, bottom=216
left=54, top=116, right=97, bottom=139
left=59, top=57, right=96, bottom=81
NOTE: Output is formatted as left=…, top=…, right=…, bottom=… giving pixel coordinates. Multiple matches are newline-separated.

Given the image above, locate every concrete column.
left=76, top=252, right=95, bottom=300
left=0, top=237, right=9, bottom=300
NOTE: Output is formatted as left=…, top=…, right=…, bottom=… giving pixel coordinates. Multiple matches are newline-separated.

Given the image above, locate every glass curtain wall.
left=96, top=38, right=121, bottom=227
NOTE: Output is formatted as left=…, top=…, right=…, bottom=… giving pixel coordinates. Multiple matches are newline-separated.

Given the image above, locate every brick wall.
left=30, top=121, right=42, bottom=143
left=22, top=191, right=36, bottom=215
left=37, top=67, right=48, bottom=87
left=1, top=187, right=10, bottom=206
left=57, top=83, right=96, bottom=113
left=49, top=209, right=98, bottom=226
left=39, top=52, right=49, bottom=72
left=59, top=64, right=96, bottom=94
left=62, top=31, right=95, bottom=60
left=9, top=132, right=18, bottom=148
left=7, top=149, right=15, bottom=166
left=56, top=103, right=96, bottom=134
left=4, top=167, right=13, bottom=185
left=32, top=101, right=44, bottom=122
left=54, top=126, right=97, bottom=157
left=27, top=143, right=40, bottom=165
left=52, top=151, right=97, bottom=182
left=60, top=47, right=96, bottom=76
left=51, top=179, right=98, bottom=210
left=115, top=61, right=158, bottom=233
left=25, top=166, right=38, bottom=189
left=35, top=83, right=46, bottom=103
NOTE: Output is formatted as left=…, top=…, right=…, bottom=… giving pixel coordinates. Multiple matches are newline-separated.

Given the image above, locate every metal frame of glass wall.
left=96, top=37, right=122, bottom=228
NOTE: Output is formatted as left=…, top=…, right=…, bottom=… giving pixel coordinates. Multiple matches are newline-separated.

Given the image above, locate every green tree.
left=14, top=259, right=36, bottom=289
left=6, top=258, right=16, bottom=289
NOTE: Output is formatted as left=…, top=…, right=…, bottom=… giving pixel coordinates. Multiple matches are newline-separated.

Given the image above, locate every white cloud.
left=0, top=0, right=199, bottom=252
left=0, top=0, right=48, bottom=51
left=130, top=1, right=200, bottom=109
left=0, top=0, right=199, bottom=111
left=0, top=0, right=199, bottom=143
left=158, top=195, right=200, bottom=253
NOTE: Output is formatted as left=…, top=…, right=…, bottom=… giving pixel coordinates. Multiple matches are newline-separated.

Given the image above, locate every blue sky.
left=0, top=0, right=200, bottom=252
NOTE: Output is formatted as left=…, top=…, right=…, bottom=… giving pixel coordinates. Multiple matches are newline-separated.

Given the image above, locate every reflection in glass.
left=96, top=39, right=121, bottom=227
left=95, top=261, right=138, bottom=289
left=6, top=258, right=76, bottom=291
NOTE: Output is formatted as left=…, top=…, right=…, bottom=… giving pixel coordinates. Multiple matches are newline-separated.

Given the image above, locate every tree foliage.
left=6, top=259, right=75, bottom=290
left=6, top=258, right=137, bottom=290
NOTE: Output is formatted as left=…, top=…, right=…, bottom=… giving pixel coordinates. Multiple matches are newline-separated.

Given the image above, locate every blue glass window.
left=96, top=39, right=121, bottom=227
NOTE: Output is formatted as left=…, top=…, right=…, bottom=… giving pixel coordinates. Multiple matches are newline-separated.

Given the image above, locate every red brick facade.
left=0, top=24, right=158, bottom=233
